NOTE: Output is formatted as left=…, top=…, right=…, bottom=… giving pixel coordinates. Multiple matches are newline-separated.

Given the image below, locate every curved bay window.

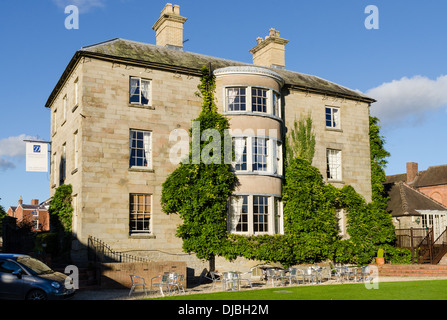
left=233, top=136, right=282, bottom=176
left=228, top=195, right=283, bottom=235
left=225, top=86, right=281, bottom=118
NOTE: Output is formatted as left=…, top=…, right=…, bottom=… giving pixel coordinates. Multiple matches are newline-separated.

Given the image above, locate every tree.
left=49, top=184, right=73, bottom=256
left=285, top=114, right=316, bottom=165
left=161, top=66, right=238, bottom=264
left=0, top=203, right=7, bottom=237
left=335, top=116, right=400, bottom=265
left=369, top=116, right=391, bottom=206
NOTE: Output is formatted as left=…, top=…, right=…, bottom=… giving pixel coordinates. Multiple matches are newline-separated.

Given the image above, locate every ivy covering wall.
left=161, top=66, right=411, bottom=267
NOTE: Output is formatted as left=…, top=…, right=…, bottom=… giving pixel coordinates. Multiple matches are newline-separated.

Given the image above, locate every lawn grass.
left=151, top=280, right=447, bottom=300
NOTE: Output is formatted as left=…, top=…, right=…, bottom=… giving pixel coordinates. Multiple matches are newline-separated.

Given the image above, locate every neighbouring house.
left=386, top=162, right=447, bottom=234
left=386, top=162, right=447, bottom=263
left=386, top=162, right=447, bottom=238
left=45, top=3, right=375, bottom=271
left=6, top=197, right=50, bottom=232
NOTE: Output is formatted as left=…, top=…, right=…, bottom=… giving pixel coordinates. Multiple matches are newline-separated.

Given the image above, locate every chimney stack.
left=152, top=3, right=187, bottom=50
left=18, top=196, right=23, bottom=206
left=406, top=162, right=418, bottom=183
left=249, top=28, right=289, bottom=69
left=31, top=199, right=39, bottom=205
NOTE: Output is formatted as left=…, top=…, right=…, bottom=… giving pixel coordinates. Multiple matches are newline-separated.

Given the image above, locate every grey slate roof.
left=385, top=181, right=447, bottom=217
left=45, top=38, right=375, bottom=108
left=413, top=165, right=447, bottom=188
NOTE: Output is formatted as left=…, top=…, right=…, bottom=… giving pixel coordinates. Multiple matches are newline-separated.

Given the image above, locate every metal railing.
left=87, top=236, right=150, bottom=264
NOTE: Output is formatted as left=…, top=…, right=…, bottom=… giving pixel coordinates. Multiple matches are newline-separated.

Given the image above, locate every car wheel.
left=26, top=289, right=47, bottom=300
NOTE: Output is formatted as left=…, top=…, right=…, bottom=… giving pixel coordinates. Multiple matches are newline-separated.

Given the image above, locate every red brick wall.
left=100, top=261, right=187, bottom=289
left=418, top=185, right=447, bottom=207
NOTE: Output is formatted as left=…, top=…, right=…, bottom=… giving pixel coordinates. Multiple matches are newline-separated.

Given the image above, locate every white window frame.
left=226, top=87, right=247, bottom=112
left=233, top=137, right=248, bottom=172
left=327, top=149, right=342, bottom=181
left=325, top=106, right=340, bottom=129
left=129, top=77, right=152, bottom=106
left=252, top=137, right=268, bottom=172
left=224, top=86, right=281, bottom=118
left=231, top=136, right=282, bottom=176
left=129, top=194, right=152, bottom=235
left=129, top=129, right=152, bottom=169
left=228, top=195, right=283, bottom=235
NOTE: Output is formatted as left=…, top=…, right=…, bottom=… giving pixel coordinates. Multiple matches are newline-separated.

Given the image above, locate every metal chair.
left=238, top=271, right=253, bottom=289
left=302, top=268, right=317, bottom=284
left=265, top=268, right=280, bottom=287
left=223, top=272, right=240, bottom=291
left=168, top=273, right=185, bottom=294
left=151, top=274, right=171, bottom=296
left=129, top=275, right=148, bottom=297
left=205, top=271, right=223, bottom=289
left=285, top=268, right=302, bottom=285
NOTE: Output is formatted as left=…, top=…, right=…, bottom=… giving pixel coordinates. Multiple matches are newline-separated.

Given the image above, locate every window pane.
left=227, top=88, right=246, bottom=111
left=229, top=195, right=248, bottom=233
left=252, top=138, right=268, bottom=171
left=141, top=80, right=150, bottom=105
left=252, top=88, right=267, bottom=113
left=253, top=196, right=268, bottom=233
left=129, top=194, right=151, bottom=234
left=233, top=137, right=247, bottom=171
left=129, top=78, right=140, bottom=103
left=129, top=130, right=151, bottom=168
left=326, top=149, right=342, bottom=180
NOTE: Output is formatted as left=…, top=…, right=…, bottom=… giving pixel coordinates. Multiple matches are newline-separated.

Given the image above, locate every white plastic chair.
left=129, top=275, right=148, bottom=297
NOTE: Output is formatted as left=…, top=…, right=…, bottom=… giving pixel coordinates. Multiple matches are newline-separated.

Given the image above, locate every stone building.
left=45, top=3, right=374, bottom=269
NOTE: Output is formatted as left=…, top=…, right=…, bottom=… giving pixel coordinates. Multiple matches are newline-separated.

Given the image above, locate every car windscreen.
left=17, top=257, right=53, bottom=275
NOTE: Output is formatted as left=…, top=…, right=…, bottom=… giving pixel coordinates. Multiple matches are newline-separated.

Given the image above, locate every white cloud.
left=367, top=75, right=447, bottom=126
left=52, top=0, right=106, bottom=13
left=0, top=134, right=38, bottom=171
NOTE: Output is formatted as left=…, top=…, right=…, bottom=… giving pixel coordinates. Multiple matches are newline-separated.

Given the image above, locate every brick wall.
left=376, top=264, right=447, bottom=277
left=100, top=261, right=187, bottom=289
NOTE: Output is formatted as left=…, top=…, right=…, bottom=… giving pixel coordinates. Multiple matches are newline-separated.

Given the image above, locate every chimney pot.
left=406, top=162, right=418, bottom=183
left=152, top=3, right=187, bottom=50
left=249, top=28, right=289, bottom=69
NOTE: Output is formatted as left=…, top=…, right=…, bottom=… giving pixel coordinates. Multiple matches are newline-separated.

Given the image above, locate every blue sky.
left=0, top=0, right=446, bottom=209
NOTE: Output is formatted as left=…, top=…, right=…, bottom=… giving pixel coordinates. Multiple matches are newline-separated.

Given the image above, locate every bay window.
left=228, top=195, right=283, bottom=235
left=225, top=86, right=281, bottom=117
left=232, top=136, right=282, bottom=176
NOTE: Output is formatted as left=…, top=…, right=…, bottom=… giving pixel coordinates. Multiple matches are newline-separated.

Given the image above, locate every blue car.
left=0, top=254, right=76, bottom=300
